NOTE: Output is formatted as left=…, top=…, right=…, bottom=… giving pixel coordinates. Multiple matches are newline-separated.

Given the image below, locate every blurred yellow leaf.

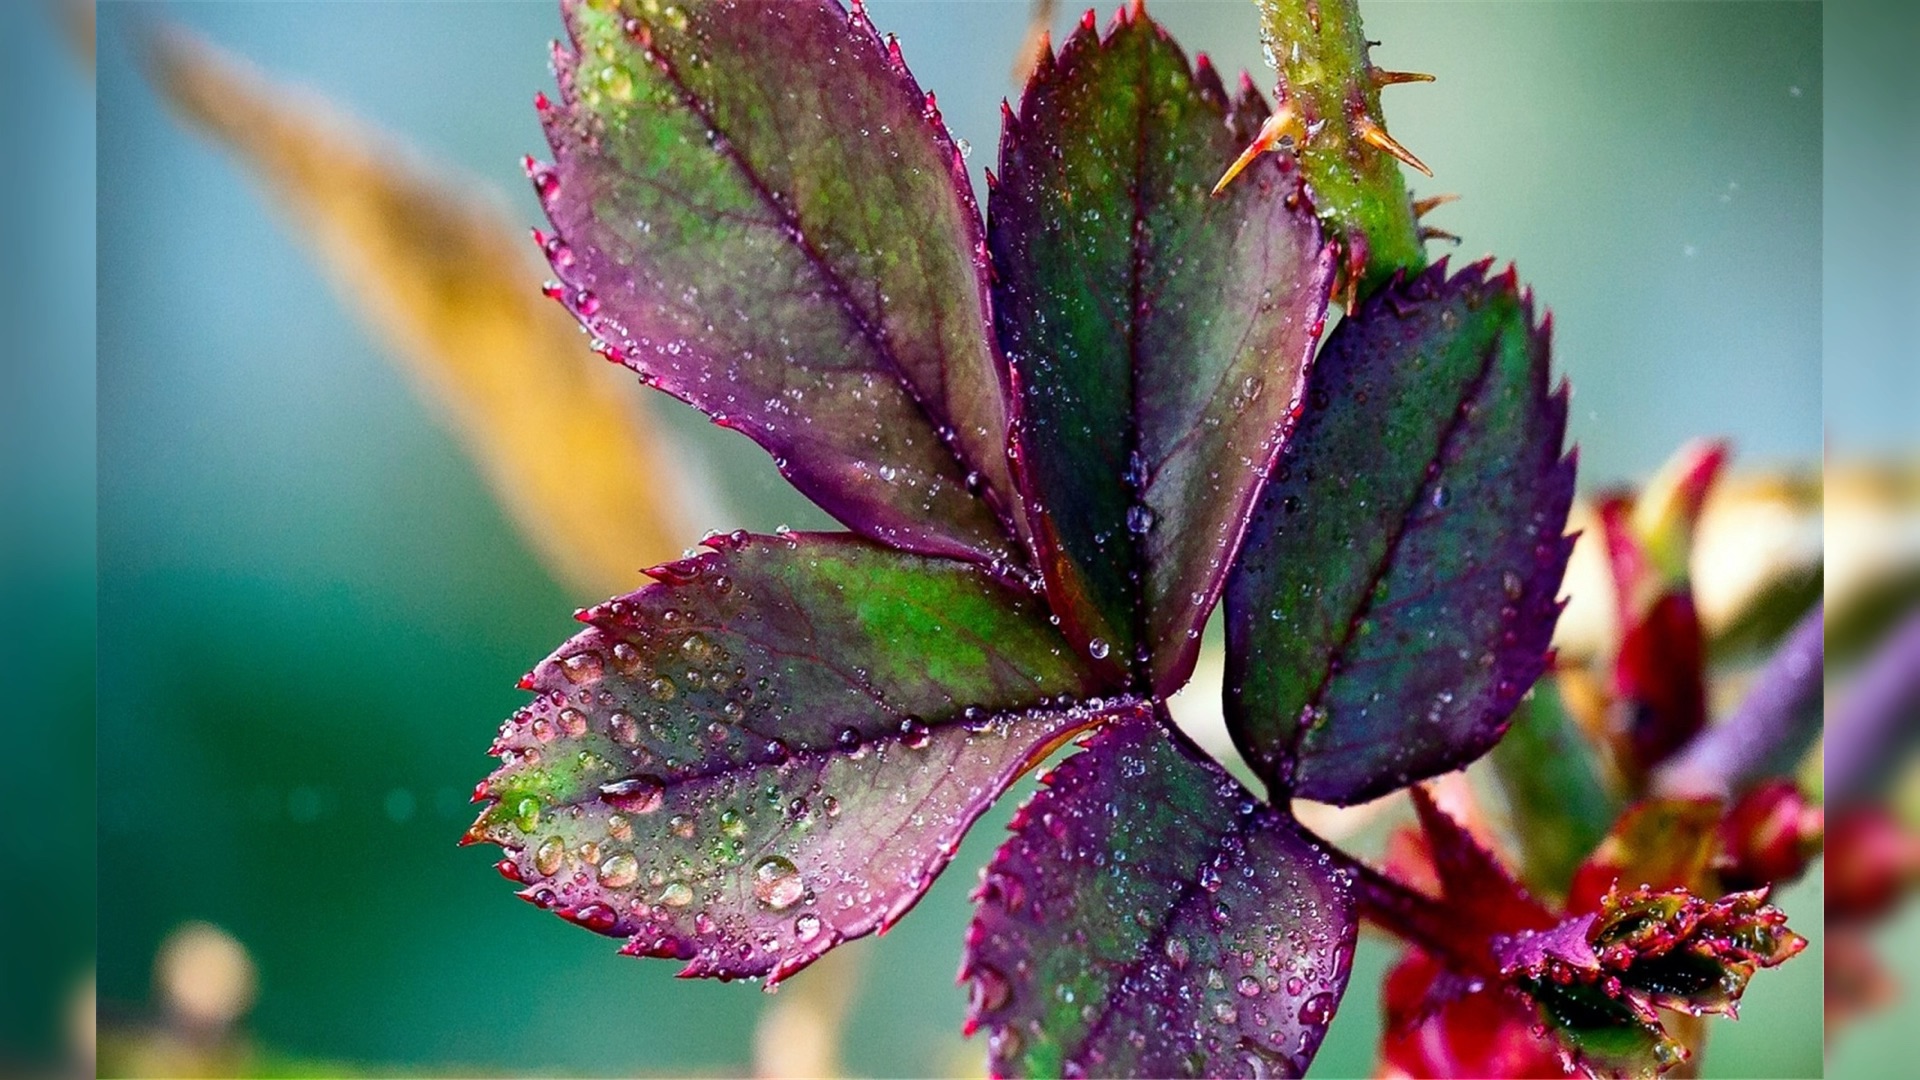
left=149, top=28, right=701, bottom=598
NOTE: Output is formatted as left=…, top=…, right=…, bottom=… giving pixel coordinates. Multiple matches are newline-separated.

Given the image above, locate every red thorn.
left=1080, top=8, right=1096, bottom=31
left=533, top=90, right=552, bottom=112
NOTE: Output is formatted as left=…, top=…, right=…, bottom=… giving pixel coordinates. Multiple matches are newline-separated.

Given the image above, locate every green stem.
left=1255, top=0, right=1429, bottom=296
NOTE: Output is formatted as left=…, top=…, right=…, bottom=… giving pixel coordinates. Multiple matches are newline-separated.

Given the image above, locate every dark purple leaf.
left=963, top=714, right=1356, bottom=1077
left=536, top=0, right=1025, bottom=565
left=990, top=7, right=1334, bottom=691
left=467, top=533, right=1129, bottom=983
left=1225, top=260, right=1575, bottom=803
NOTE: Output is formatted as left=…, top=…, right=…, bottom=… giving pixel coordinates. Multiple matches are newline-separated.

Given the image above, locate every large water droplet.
left=599, top=775, right=666, bottom=814
left=598, top=853, right=639, bottom=888
left=971, top=963, right=1012, bottom=1012
left=1087, top=638, right=1111, bottom=661
left=752, top=856, right=805, bottom=911
left=535, top=835, right=565, bottom=877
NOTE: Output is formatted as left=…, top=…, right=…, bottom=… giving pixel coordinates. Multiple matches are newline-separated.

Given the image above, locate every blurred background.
left=5, top=0, right=1913, bottom=1075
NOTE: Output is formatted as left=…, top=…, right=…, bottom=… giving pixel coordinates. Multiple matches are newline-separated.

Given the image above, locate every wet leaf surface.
left=1225, top=260, right=1575, bottom=803
left=538, top=0, right=1024, bottom=566
left=963, top=714, right=1355, bottom=1077
left=990, top=6, right=1333, bottom=691
left=469, top=533, right=1127, bottom=983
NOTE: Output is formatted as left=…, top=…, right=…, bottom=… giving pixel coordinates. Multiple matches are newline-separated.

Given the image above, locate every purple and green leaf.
left=991, top=6, right=1334, bottom=692
left=536, top=0, right=1025, bottom=566
left=468, top=533, right=1130, bottom=983
left=963, top=715, right=1356, bottom=1078
left=1224, top=260, right=1575, bottom=804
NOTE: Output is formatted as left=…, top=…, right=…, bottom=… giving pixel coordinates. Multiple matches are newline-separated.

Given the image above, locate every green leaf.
left=468, top=533, right=1123, bottom=983
left=1491, top=677, right=1621, bottom=899
left=538, top=0, right=1025, bottom=566
left=1225, top=260, right=1575, bottom=804
left=991, top=7, right=1333, bottom=692
left=963, top=715, right=1356, bottom=1078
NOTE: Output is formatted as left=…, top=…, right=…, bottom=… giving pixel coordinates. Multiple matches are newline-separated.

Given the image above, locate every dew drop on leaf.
left=598, top=853, right=640, bottom=888
left=752, top=855, right=805, bottom=911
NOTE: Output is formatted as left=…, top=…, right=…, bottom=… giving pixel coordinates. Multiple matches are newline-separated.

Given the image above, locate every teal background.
left=52, top=0, right=1877, bottom=1076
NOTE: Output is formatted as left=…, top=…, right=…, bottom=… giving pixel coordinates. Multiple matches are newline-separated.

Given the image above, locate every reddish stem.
left=1325, top=843, right=1495, bottom=977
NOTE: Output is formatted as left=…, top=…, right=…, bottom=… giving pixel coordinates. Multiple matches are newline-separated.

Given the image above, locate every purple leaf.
left=1225, top=260, right=1575, bottom=804
left=535, top=0, right=1025, bottom=565
left=963, top=714, right=1356, bottom=1077
left=467, top=533, right=1130, bottom=983
left=990, top=7, right=1335, bottom=691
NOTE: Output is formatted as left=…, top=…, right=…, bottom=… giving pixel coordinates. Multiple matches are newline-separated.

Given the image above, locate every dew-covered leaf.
left=537, top=0, right=1024, bottom=565
left=991, top=7, right=1334, bottom=691
left=468, top=533, right=1128, bottom=983
left=963, top=714, right=1356, bottom=1078
left=150, top=26, right=700, bottom=597
left=1225, top=260, right=1575, bottom=803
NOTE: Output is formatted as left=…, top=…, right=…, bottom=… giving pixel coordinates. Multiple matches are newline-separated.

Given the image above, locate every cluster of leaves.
left=462, top=1, right=1808, bottom=1075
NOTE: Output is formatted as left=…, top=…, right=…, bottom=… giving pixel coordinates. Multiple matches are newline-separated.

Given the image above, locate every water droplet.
left=598, top=775, right=665, bottom=814
left=1502, top=570, right=1525, bottom=600
left=1214, top=1001, right=1239, bottom=1025
left=899, top=717, right=932, bottom=749
left=1237, top=975, right=1262, bottom=998
left=561, top=652, right=603, bottom=683
left=794, top=912, right=824, bottom=942
left=1430, top=485, right=1451, bottom=509
left=658, top=882, right=694, bottom=907
left=557, top=707, right=588, bottom=737
left=514, top=797, right=541, bottom=832
left=970, top=963, right=1011, bottom=1012
left=751, top=856, right=805, bottom=911
left=1298, top=991, right=1336, bottom=1028
left=1088, top=638, right=1111, bottom=660
left=598, top=853, right=639, bottom=888
left=1164, top=936, right=1191, bottom=969
left=647, top=676, right=678, bottom=702
left=535, top=835, right=565, bottom=876
left=1125, top=504, right=1156, bottom=535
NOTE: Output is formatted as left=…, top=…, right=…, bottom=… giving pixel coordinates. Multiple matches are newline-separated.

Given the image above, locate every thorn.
left=1370, top=67, right=1436, bottom=88
left=1412, top=192, right=1459, bottom=218
left=1080, top=8, right=1096, bottom=32
left=1421, top=226, right=1462, bottom=244
left=1352, top=113, right=1432, bottom=177
left=1211, top=103, right=1304, bottom=196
